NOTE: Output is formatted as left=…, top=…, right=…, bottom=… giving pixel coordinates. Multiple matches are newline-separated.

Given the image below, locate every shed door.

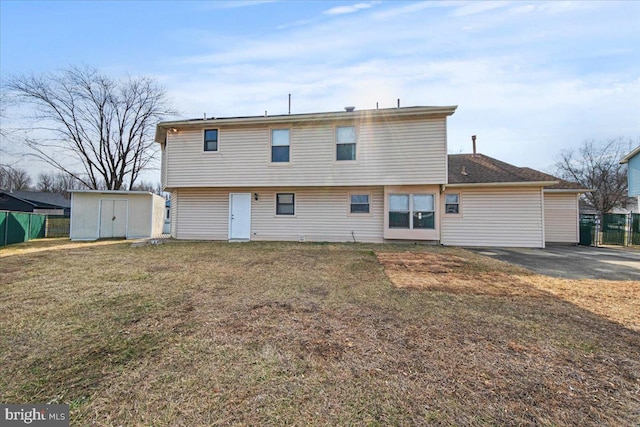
left=229, top=193, right=251, bottom=240
left=100, top=200, right=127, bottom=238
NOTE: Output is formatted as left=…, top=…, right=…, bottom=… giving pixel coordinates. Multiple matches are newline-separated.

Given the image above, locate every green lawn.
left=1, top=239, right=638, bottom=426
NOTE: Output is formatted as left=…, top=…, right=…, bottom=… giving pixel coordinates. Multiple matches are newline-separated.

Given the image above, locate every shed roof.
left=447, top=154, right=588, bottom=191
left=69, top=190, right=156, bottom=196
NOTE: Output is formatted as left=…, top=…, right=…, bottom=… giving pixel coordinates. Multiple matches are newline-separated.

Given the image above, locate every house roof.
left=620, top=145, right=640, bottom=164
left=447, top=154, right=588, bottom=191
left=155, top=105, right=458, bottom=143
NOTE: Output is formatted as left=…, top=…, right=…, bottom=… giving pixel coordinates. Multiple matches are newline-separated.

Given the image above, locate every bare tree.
left=555, top=138, right=635, bottom=214
left=35, top=171, right=85, bottom=197
left=5, top=66, right=175, bottom=190
left=0, top=166, right=32, bottom=191
left=130, top=180, right=164, bottom=195
left=36, top=172, right=54, bottom=192
left=0, top=89, right=16, bottom=166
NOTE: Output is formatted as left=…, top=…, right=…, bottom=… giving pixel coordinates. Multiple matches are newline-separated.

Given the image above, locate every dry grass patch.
left=526, top=276, right=640, bottom=332
left=378, top=250, right=640, bottom=332
left=1, top=239, right=639, bottom=426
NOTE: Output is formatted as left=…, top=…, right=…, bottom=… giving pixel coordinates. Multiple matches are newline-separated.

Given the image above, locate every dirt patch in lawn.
left=376, top=251, right=541, bottom=296
left=378, top=250, right=640, bottom=332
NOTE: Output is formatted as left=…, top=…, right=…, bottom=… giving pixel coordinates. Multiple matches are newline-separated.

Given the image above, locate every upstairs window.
left=204, top=129, right=218, bottom=152
left=336, top=126, right=356, bottom=161
left=271, top=129, right=290, bottom=163
left=445, top=194, right=460, bottom=214
left=389, top=194, right=435, bottom=229
left=350, top=194, right=370, bottom=214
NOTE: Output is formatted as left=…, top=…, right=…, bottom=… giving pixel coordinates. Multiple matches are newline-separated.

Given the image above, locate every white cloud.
left=159, top=0, right=640, bottom=171
left=451, top=1, right=512, bottom=17
left=323, top=2, right=375, bottom=16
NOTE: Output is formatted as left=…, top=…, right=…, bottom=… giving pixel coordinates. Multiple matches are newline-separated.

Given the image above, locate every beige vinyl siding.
left=441, top=187, right=545, bottom=248
left=173, top=189, right=230, bottom=240
left=173, top=187, right=384, bottom=243
left=161, top=143, right=167, bottom=189
left=544, top=192, right=579, bottom=243
left=170, top=191, right=178, bottom=237
left=165, top=117, right=447, bottom=188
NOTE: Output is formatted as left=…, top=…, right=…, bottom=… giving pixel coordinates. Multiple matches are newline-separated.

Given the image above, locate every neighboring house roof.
left=7, top=190, right=71, bottom=208
left=620, top=145, right=640, bottom=164
left=447, top=154, right=588, bottom=191
left=0, top=191, right=66, bottom=211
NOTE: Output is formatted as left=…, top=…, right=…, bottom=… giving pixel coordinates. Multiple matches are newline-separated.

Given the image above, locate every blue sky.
left=1, top=0, right=639, bottom=180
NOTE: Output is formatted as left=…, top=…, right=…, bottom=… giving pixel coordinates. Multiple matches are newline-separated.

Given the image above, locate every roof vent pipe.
left=288, top=93, right=291, bottom=115
left=397, top=98, right=400, bottom=108
left=472, top=135, right=477, bottom=155
left=204, top=113, right=206, bottom=120
left=345, top=106, right=355, bottom=112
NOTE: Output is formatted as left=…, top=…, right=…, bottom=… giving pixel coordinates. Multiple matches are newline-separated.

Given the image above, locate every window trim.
left=348, top=193, right=372, bottom=216
left=388, top=193, right=435, bottom=229
left=444, top=193, right=462, bottom=216
left=275, top=192, right=296, bottom=216
left=270, top=127, right=291, bottom=164
left=203, top=128, right=219, bottom=153
left=335, top=125, right=358, bottom=162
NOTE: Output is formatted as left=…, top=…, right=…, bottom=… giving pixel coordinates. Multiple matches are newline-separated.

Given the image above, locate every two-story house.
left=155, top=106, right=586, bottom=247
left=621, top=145, right=640, bottom=207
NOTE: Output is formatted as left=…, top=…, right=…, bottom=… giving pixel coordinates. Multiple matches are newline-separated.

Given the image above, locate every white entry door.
left=99, top=200, right=127, bottom=238
left=229, top=193, right=251, bottom=240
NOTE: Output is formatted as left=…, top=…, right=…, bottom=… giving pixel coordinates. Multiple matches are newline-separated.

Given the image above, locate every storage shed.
left=70, top=190, right=166, bottom=241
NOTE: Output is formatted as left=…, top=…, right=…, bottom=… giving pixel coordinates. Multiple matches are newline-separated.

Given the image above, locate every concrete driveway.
left=469, top=245, right=640, bottom=281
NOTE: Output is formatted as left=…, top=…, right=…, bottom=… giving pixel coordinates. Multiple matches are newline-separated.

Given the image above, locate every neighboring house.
left=155, top=106, right=586, bottom=247
left=0, top=190, right=68, bottom=216
left=69, top=190, right=165, bottom=240
left=620, top=145, right=640, bottom=209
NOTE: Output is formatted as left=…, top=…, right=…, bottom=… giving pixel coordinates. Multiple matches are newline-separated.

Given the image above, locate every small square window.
left=350, top=194, right=370, bottom=213
left=445, top=194, right=460, bottom=214
left=336, top=126, right=356, bottom=161
left=204, top=129, right=218, bottom=152
left=271, top=129, right=290, bottom=163
left=276, top=193, right=295, bottom=215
